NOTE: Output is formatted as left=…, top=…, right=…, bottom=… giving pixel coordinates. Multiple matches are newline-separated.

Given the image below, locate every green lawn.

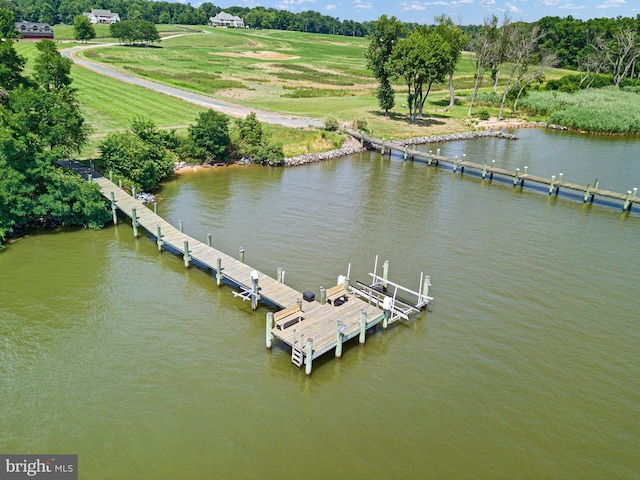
left=15, top=27, right=582, bottom=154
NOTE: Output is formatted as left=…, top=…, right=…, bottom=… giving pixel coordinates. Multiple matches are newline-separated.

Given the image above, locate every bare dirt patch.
left=211, top=51, right=300, bottom=61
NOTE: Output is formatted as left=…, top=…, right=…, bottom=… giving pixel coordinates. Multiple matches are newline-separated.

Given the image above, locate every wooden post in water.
left=266, top=312, right=274, bottom=349
left=490, top=160, right=495, bottom=179
left=251, top=270, right=259, bottom=310
left=360, top=134, right=364, bottom=148
left=207, top=234, right=212, bottom=247
left=623, top=191, right=632, bottom=211
left=594, top=179, right=599, bottom=189
left=110, top=192, right=117, bottom=225
left=482, top=161, right=487, bottom=179
left=239, top=247, right=245, bottom=263
left=88, top=173, right=92, bottom=183
left=132, top=186, right=136, bottom=199
left=183, top=241, right=190, bottom=268
left=359, top=309, right=367, bottom=344
left=549, top=175, right=556, bottom=195
left=132, top=208, right=138, bottom=237
left=514, top=168, right=520, bottom=186
left=305, top=338, right=313, bottom=375
left=179, top=221, right=184, bottom=233
left=381, top=138, right=385, bottom=155
left=277, top=267, right=283, bottom=283
left=422, top=274, right=431, bottom=299
left=156, top=224, right=163, bottom=251
left=382, top=297, right=392, bottom=330
left=216, top=258, right=222, bottom=287
left=320, top=286, right=326, bottom=305
left=336, top=320, right=345, bottom=358
left=382, top=259, right=389, bottom=292
left=453, top=156, right=458, bottom=173
left=428, top=150, right=433, bottom=165
left=404, top=146, right=408, bottom=160
left=118, top=179, right=122, bottom=189
left=461, top=154, right=466, bottom=173
left=109, top=170, right=113, bottom=182
left=153, top=202, right=158, bottom=215
left=584, top=184, right=592, bottom=203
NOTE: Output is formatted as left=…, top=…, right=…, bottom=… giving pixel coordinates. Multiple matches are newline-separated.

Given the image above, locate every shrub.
left=324, top=117, right=339, bottom=131
left=356, top=118, right=368, bottom=131
left=478, top=110, right=490, bottom=121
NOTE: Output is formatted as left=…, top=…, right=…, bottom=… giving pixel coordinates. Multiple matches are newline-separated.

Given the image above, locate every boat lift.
left=349, top=256, right=433, bottom=324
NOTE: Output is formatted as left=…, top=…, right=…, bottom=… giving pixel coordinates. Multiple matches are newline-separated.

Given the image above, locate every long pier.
left=65, top=161, right=431, bottom=374
left=350, top=131, right=640, bottom=212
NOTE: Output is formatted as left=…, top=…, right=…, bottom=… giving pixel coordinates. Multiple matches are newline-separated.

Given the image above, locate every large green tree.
left=0, top=30, right=109, bottom=243
left=388, top=27, right=452, bottom=123
left=33, top=40, right=73, bottom=91
left=188, top=109, right=230, bottom=163
left=365, top=15, right=405, bottom=117
left=73, top=15, right=96, bottom=43
left=434, top=15, right=467, bottom=109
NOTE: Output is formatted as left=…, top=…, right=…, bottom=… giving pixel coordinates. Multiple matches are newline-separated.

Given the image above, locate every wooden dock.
left=65, top=161, right=429, bottom=374
left=350, top=131, right=640, bottom=212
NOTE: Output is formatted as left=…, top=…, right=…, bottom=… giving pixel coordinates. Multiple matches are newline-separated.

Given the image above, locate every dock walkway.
left=65, top=161, right=424, bottom=374
left=350, top=131, right=640, bottom=212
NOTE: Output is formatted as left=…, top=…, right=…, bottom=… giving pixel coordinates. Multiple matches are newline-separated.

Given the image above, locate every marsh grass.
left=521, top=88, right=640, bottom=133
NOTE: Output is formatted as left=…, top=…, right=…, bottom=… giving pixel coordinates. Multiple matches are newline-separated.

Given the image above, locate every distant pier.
left=350, top=130, right=640, bottom=212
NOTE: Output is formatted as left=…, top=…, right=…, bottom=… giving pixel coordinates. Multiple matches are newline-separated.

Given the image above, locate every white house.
left=83, top=9, right=120, bottom=24
left=209, top=11, right=245, bottom=28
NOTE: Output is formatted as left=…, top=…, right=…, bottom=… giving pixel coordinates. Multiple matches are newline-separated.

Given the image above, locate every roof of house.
left=15, top=22, right=53, bottom=37
left=89, top=9, right=119, bottom=17
left=211, top=12, right=243, bottom=22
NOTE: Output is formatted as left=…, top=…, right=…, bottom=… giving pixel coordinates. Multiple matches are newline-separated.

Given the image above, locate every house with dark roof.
left=14, top=21, right=54, bottom=40
left=83, top=9, right=120, bottom=24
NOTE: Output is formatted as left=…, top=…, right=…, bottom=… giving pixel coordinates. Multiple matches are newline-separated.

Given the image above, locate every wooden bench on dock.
left=326, top=284, right=348, bottom=305
left=274, top=304, right=303, bottom=330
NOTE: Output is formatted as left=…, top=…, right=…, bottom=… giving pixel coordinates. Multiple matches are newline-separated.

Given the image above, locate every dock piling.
left=428, top=150, right=433, bottom=165
left=132, top=186, right=136, bottom=199
left=153, top=202, right=158, bottom=215
left=382, top=260, right=389, bottom=292
left=118, top=179, right=122, bottom=189
left=110, top=192, right=117, bottom=225
left=109, top=170, right=113, bottom=182
left=359, top=310, right=367, bottom=344
left=549, top=175, right=556, bottom=195
left=305, top=338, right=314, bottom=375
left=490, top=160, right=495, bottom=179
left=623, top=191, right=632, bottom=211
left=335, top=323, right=344, bottom=358
left=453, top=156, right=458, bottom=173
left=240, top=247, right=245, bottom=263
left=179, top=220, right=183, bottom=233
left=584, top=184, right=592, bottom=203
left=207, top=234, right=212, bottom=247
left=381, top=138, right=385, bottom=155
left=156, top=224, right=162, bottom=251
left=482, top=161, right=487, bottom=179
left=251, top=271, right=259, bottom=310
left=266, top=312, right=274, bottom=349
left=132, top=208, right=138, bottom=237
left=514, top=168, right=520, bottom=186
left=320, top=286, right=326, bottom=304
left=88, top=173, right=92, bottom=183
left=216, top=258, right=222, bottom=287
left=183, top=241, right=191, bottom=268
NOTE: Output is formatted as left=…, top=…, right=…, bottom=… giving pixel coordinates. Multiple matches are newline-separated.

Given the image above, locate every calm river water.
left=1, top=128, right=639, bottom=479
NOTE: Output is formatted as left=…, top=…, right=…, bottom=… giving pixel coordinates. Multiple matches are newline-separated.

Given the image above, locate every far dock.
left=350, top=130, right=640, bottom=212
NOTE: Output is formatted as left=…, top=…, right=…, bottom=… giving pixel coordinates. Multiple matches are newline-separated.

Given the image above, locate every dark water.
left=1, top=128, right=639, bottom=479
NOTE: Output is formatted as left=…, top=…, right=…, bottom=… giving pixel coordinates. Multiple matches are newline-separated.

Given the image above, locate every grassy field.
left=15, top=27, right=578, bottom=156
